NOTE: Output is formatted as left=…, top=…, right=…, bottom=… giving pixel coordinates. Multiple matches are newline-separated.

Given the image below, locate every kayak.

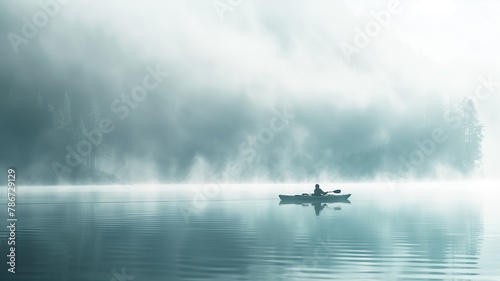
left=279, top=193, right=351, bottom=203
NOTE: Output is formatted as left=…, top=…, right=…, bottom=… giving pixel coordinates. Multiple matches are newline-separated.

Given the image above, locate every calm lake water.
left=1, top=183, right=499, bottom=281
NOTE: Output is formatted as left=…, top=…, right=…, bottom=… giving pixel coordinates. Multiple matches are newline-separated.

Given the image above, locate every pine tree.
left=88, top=97, right=105, bottom=170
left=461, top=98, right=483, bottom=173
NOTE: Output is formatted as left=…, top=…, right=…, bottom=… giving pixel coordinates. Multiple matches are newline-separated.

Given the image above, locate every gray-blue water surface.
left=1, top=183, right=499, bottom=281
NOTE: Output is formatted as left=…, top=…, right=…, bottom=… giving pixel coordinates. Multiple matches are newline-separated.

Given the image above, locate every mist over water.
left=1, top=183, right=499, bottom=280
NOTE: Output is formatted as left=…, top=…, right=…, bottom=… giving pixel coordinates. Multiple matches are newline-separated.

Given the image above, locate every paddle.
left=326, top=189, right=341, bottom=194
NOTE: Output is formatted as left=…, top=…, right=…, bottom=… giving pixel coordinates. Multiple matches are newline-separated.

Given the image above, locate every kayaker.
left=313, top=184, right=327, bottom=196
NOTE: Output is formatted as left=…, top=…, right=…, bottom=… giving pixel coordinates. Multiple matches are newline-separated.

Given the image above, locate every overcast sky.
left=1, top=0, right=499, bottom=184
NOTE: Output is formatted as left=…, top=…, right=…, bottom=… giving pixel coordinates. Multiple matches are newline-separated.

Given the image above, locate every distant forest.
left=338, top=98, right=484, bottom=180
left=39, top=93, right=117, bottom=184
left=21, top=92, right=484, bottom=184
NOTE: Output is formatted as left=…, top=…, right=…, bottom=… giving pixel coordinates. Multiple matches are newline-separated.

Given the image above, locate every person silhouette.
left=313, top=184, right=327, bottom=196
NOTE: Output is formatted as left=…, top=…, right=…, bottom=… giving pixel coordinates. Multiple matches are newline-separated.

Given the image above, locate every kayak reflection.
left=279, top=200, right=350, bottom=216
